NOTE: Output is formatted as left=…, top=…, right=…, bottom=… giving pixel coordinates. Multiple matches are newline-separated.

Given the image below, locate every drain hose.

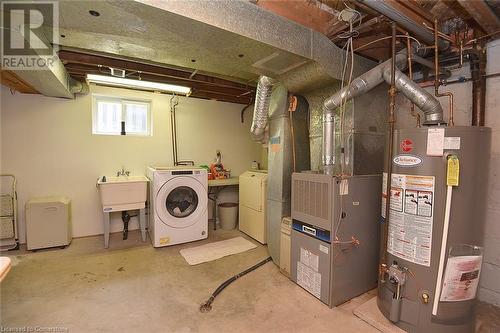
left=199, top=256, right=272, bottom=312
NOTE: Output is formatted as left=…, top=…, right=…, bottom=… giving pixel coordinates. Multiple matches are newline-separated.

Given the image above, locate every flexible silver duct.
left=251, top=76, right=276, bottom=143
left=321, top=49, right=443, bottom=173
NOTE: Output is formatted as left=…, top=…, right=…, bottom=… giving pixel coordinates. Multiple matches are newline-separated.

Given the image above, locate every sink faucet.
left=117, top=166, right=130, bottom=177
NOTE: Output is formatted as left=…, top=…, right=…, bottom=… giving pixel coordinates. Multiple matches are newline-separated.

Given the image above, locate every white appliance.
left=147, top=166, right=208, bottom=247
left=239, top=170, right=267, bottom=244
left=25, top=196, right=72, bottom=250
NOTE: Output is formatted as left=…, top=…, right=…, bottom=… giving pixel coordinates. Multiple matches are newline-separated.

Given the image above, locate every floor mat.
left=180, top=236, right=257, bottom=265
left=353, top=296, right=406, bottom=333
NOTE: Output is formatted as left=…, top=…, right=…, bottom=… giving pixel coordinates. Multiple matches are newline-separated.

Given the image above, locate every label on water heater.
left=386, top=173, right=435, bottom=266
left=440, top=255, right=482, bottom=302
left=393, top=154, right=422, bottom=167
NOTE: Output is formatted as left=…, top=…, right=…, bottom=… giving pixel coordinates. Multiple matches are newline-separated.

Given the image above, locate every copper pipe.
left=460, top=40, right=464, bottom=67
left=406, top=33, right=421, bottom=127
left=381, top=22, right=398, bottom=269
left=434, top=19, right=454, bottom=126
left=423, top=22, right=455, bottom=43
left=471, top=44, right=487, bottom=126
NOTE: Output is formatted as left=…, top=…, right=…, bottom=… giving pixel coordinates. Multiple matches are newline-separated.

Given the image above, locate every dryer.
left=147, top=166, right=208, bottom=247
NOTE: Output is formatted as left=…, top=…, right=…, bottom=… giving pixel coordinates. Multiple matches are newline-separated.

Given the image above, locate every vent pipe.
left=250, top=76, right=275, bottom=143
left=322, top=49, right=444, bottom=173
left=382, top=69, right=443, bottom=125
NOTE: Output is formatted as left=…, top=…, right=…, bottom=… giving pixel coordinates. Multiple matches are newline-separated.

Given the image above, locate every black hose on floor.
left=199, top=256, right=273, bottom=312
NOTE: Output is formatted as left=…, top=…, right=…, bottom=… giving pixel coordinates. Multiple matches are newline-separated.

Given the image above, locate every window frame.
left=92, top=94, right=152, bottom=136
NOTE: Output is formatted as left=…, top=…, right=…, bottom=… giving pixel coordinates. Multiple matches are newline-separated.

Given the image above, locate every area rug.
left=179, top=236, right=257, bottom=265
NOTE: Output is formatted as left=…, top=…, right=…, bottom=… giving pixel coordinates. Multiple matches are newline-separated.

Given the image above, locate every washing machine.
left=147, top=166, right=208, bottom=247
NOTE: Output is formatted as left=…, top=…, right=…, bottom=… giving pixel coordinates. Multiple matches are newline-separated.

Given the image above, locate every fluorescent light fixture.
left=86, top=74, right=191, bottom=95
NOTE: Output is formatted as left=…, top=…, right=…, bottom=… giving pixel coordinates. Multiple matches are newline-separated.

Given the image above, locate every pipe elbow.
left=383, top=69, right=444, bottom=125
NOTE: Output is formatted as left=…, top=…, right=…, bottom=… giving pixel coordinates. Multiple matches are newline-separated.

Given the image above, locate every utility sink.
left=97, top=175, right=149, bottom=212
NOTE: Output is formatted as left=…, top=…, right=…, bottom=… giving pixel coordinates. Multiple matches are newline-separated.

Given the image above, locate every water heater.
left=377, top=126, right=491, bottom=333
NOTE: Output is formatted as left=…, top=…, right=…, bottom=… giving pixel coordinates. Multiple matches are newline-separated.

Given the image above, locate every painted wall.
left=479, top=39, right=500, bottom=306
left=394, top=39, right=500, bottom=306
left=0, top=84, right=261, bottom=243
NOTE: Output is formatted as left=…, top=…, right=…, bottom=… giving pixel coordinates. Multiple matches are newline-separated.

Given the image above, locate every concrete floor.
left=1, top=226, right=499, bottom=333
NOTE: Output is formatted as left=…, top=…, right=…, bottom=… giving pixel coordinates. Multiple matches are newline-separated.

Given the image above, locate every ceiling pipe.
left=357, top=0, right=449, bottom=50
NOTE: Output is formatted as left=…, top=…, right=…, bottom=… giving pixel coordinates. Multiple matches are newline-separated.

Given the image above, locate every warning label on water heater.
left=440, top=255, right=482, bottom=302
left=383, top=173, right=435, bottom=266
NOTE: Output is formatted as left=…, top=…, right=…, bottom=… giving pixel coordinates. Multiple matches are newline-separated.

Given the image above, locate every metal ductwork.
left=321, top=49, right=444, bottom=174
left=69, top=78, right=90, bottom=95
left=357, top=0, right=449, bottom=50
left=323, top=51, right=407, bottom=112
left=382, top=69, right=443, bottom=125
left=321, top=50, right=406, bottom=175
left=251, top=76, right=276, bottom=143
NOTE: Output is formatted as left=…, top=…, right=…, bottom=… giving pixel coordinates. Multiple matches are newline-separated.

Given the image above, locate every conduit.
left=250, top=76, right=275, bottom=143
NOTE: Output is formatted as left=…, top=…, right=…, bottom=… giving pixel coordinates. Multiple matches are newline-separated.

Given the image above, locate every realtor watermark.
left=1, top=0, right=59, bottom=70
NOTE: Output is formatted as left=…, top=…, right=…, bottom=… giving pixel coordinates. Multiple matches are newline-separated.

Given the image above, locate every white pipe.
left=432, top=184, right=453, bottom=316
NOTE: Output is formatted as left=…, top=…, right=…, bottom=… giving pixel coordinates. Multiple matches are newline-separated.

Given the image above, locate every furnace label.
left=297, top=247, right=321, bottom=298
left=385, top=173, right=435, bottom=266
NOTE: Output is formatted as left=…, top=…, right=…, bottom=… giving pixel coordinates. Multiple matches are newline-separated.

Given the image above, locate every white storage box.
left=26, top=196, right=72, bottom=250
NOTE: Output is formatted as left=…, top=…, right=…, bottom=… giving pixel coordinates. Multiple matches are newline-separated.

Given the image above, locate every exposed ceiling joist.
left=58, top=50, right=256, bottom=105
left=457, top=0, right=500, bottom=34
left=58, top=50, right=251, bottom=91
left=0, top=70, right=39, bottom=94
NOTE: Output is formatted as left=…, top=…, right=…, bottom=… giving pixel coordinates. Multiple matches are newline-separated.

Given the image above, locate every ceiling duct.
left=55, top=0, right=376, bottom=93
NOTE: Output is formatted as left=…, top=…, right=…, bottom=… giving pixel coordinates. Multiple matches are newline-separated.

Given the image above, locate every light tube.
left=86, top=74, right=191, bottom=95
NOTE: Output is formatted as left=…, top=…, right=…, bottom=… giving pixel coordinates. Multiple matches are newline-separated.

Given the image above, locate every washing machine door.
left=155, top=176, right=207, bottom=228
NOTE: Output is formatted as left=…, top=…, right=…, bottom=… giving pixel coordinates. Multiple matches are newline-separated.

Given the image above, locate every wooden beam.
left=396, top=0, right=434, bottom=23
left=58, top=50, right=252, bottom=90
left=384, top=0, right=433, bottom=27
left=64, top=64, right=252, bottom=97
left=0, top=70, right=39, bottom=94
left=457, top=0, right=500, bottom=34
left=255, top=0, right=339, bottom=35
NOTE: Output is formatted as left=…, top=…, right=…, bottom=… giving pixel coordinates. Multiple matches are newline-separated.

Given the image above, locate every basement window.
left=92, top=96, right=151, bottom=136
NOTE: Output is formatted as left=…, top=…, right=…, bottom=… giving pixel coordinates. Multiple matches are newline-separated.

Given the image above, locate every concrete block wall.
left=478, top=39, right=500, bottom=306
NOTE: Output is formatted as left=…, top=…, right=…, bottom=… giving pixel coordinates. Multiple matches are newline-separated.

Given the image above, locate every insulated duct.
left=251, top=76, right=275, bottom=143
left=321, top=50, right=444, bottom=174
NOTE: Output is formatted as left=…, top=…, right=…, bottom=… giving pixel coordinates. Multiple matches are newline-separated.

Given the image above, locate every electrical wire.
left=333, top=4, right=361, bottom=247
left=289, top=97, right=297, bottom=173
left=354, top=35, right=422, bottom=52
